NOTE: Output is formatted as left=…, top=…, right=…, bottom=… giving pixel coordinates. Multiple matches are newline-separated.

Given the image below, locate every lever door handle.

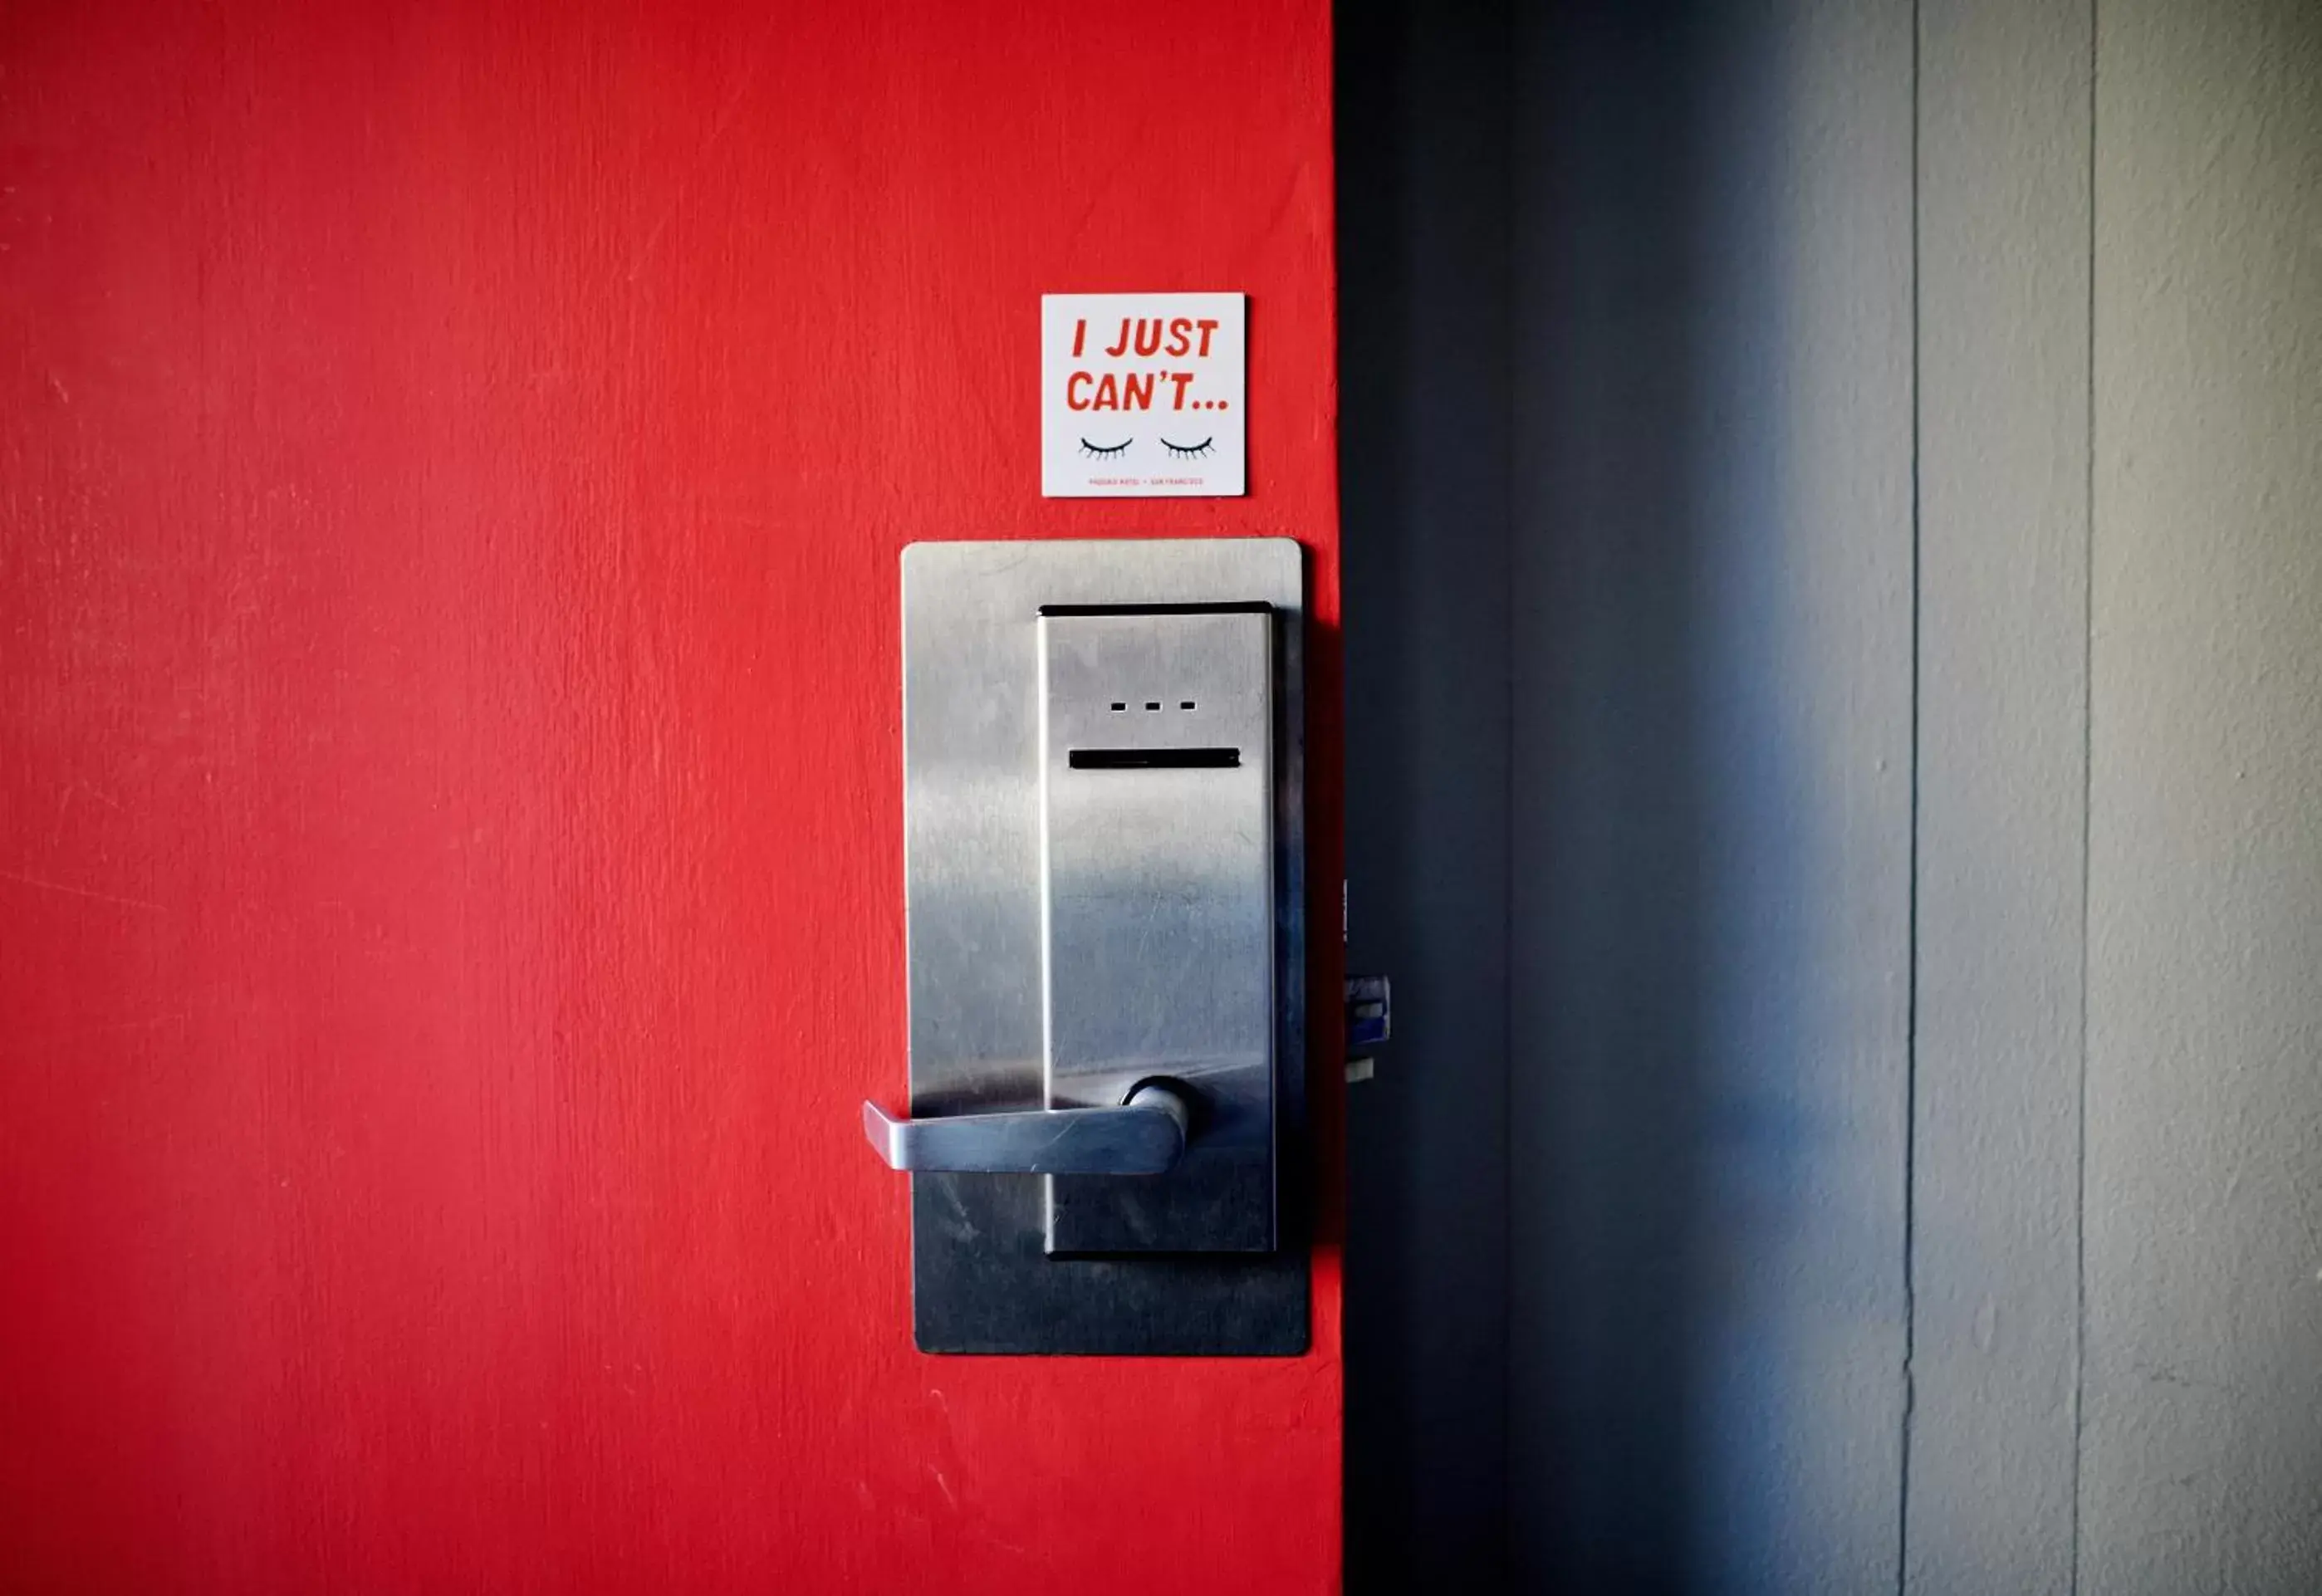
left=862, top=1080, right=1193, bottom=1175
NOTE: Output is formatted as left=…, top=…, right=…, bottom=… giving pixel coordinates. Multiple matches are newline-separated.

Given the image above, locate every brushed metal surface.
left=1040, top=610, right=1274, bottom=1252
left=897, top=538, right=1306, bottom=1355
left=862, top=1083, right=1191, bottom=1175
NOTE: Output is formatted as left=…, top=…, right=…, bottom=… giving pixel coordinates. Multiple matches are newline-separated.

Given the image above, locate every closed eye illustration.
left=1160, top=436, right=1215, bottom=458
left=1079, top=437, right=1132, bottom=458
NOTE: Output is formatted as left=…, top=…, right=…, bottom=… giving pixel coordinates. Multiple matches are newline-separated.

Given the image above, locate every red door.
left=0, top=3, right=1343, bottom=1590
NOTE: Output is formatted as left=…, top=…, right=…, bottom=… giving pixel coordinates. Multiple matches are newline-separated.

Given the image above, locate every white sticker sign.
left=1041, top=292, right=1246, bottom=497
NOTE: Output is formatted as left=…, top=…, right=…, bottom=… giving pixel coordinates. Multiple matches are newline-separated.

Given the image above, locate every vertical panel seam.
left=1898, top=2, right=1925, bottom=1592
left=2070, top=2, right=2099, bottom=1591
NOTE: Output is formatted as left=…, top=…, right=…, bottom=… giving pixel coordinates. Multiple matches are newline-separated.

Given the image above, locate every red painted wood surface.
left=0, top=3, right=1342, bottom=1590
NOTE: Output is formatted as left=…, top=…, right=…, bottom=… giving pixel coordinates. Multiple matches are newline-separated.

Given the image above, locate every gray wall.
left=2080, top=3, right=2322, bottom=1589
left=1340, top=1, right=2322, bottom=1590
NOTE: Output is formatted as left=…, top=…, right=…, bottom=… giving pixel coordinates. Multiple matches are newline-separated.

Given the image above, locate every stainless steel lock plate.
left=1041, top=607, right=1275, bottom=1254
left=882, top=539, right=1306, bottom=1355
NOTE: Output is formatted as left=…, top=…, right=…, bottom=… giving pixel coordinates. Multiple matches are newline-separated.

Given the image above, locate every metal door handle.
left=862, top=1080, right=1192, bottom=1175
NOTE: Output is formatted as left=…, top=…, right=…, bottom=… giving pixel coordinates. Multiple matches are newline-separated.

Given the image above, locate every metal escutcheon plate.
left=897, top=538, right=1308, bottom=1356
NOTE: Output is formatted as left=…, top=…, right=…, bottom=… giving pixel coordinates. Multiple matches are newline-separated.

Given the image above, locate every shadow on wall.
left=1344, top=1, right=1893, bottom=1592
left=1503, top=2, right=1717, bottom=1588
left=1511, top=1, right=1916, bottom=1584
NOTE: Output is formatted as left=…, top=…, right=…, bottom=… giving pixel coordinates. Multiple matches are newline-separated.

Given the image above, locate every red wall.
left=0, top=3, right=1342, bottom=1591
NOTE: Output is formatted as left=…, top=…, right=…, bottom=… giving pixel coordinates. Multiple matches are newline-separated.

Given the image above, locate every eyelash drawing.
left=1159, top=436, right=1215, bottom=458
left=1078, top=437, right=1132, bottom=458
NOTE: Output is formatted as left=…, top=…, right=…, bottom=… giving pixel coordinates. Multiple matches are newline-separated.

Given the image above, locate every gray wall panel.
left=1908, top=2, right=2092, bottom=1591
left=1338, top=2, right=2322, bottom=1589
left=2081, top=2, right=2322, bottom=1590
